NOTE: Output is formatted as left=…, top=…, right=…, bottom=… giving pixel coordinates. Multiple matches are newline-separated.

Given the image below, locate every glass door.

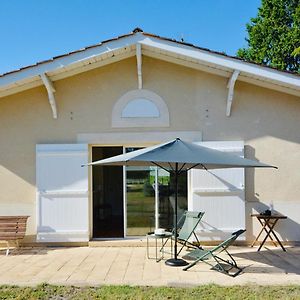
left=157, top=169, right=187, bottom=231
left=125, top=147, right=188, bottom=236
left=92, top=147, right=124, bottom=238
left=126, top=148, right=155, bottom=236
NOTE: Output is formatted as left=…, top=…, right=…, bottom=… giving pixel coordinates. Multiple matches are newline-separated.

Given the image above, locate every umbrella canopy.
left=86, top=138, right=276, bottom=170
left=85, top=138, right=276, bottom=266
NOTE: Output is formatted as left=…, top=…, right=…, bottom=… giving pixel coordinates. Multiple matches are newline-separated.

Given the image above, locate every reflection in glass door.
left=126, top=148, right=155, bottom=236
left=126, top=165, right=155, bottom=236
left=157, top=169, right=187, bottom=231
left=125, top=147, right=187, bottom=236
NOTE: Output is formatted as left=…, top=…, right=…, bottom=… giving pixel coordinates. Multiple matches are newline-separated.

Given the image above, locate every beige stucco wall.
left=0, top=56, right=299, bottom=242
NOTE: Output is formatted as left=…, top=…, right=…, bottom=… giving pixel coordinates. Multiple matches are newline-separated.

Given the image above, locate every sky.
left=0, top=0, right=261, bottom=75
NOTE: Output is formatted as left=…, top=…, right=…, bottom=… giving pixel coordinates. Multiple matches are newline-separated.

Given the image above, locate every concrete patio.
left=1, top=245, right=300, bottom=287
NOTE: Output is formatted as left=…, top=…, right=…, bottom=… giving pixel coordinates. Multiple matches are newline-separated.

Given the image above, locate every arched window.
left=121, top=98, right=160, bottom=118
left=112, top=89, right=169, bottom=128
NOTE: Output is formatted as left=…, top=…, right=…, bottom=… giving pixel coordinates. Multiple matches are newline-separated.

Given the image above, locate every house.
left=0, top=28, right=299, bottom=245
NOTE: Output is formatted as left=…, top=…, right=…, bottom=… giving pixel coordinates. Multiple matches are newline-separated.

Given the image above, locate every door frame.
left=90, top=143, right=159, bottom=239
left=90, top=143, right=191, bottom=239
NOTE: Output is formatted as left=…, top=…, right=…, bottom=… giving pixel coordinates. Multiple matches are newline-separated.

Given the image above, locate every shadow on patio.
left=232, top=246, right=300, bottom=275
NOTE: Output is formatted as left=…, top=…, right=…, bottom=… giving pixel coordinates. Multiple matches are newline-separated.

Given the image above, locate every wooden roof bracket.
left=40, top=73, right=58, bottom=119
left=136, top=43, right=142, bottom=89
left=226, top=70, right=240, bottom=117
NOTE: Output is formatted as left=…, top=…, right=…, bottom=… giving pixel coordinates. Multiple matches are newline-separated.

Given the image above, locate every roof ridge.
left=132, top=27, right=143, bottom=33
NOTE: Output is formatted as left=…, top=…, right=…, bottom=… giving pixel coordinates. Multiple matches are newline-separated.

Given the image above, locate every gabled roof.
left=0, top=28, right=299, bottom=98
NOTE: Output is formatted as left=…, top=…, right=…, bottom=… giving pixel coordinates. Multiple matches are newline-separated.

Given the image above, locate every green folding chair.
left=183, top=229, right=246, bottom=277
left=162, top=211, right=204, bottom=256
left=176, top=211, right=205, bottom=255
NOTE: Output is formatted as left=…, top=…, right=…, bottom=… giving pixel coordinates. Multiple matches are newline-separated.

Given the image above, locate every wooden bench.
left=0, top=216, right=29, bottom=255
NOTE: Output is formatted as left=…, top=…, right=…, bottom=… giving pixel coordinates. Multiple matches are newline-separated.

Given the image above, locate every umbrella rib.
left=151, top=162, right=171, bottom=174
left=150, top=163, right=203, bottom=175
left=178, top=163, right=186, bottom=174
left=168, top=162, right=175, bottom=172
left=183, top=163, right=201, bottom=172
left=200, top=163, right=208, bottom=171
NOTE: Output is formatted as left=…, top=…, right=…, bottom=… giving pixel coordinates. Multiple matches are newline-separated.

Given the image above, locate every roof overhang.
left=0, top=31, right=299, bottom=99
left=140, top=36, right=300, bottom=97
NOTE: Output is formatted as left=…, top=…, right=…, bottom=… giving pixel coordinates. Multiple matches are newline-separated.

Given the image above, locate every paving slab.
left=0, top=246, right=300, bottom=287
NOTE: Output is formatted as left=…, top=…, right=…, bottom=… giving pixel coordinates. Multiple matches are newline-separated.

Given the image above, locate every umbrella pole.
left=165, top=163, right=188, bottom=267
left=174, top=163, right=178, bottom=260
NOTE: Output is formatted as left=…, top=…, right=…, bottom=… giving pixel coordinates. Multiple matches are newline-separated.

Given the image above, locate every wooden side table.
left=251, top=214, right=287, bottom=251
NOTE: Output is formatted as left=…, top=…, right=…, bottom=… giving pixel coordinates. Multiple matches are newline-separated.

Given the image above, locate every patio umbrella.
left=84, top=138, right=276, bottom=266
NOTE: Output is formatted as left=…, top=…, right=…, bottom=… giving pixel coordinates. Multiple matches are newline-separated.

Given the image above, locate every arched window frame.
left=112, top=89, right=170, bottom=128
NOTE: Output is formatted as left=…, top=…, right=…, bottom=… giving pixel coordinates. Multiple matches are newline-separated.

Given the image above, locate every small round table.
left=146, top=232, right=173, bottom=262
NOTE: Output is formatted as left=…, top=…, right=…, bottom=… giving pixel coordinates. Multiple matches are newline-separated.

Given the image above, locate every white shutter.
left=36, top=144, right=89, bottom=242
left=189, top=141, right=245, bottom=240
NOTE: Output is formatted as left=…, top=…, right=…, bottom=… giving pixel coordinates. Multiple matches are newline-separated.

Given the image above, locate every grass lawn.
left=0, top=284, right=300, bottom=300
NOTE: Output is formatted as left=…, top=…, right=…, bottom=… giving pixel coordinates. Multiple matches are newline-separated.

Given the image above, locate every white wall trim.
left=111, top=89, right=170, bottom=128
left=37, top=231, right=89, bottom=242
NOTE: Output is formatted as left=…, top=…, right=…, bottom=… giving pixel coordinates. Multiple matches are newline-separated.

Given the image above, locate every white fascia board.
left=140, top=36, right=300, bottom=91
left=1, top=32, right=299, bottom=97
left=0, top=34, right=143, bottom=89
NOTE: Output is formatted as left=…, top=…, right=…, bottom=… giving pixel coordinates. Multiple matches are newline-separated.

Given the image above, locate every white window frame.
left=112, top=89, right=170, bottom=128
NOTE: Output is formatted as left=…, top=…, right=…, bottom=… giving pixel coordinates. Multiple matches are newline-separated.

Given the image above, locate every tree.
left=237, top=0, right=300, bottom=73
